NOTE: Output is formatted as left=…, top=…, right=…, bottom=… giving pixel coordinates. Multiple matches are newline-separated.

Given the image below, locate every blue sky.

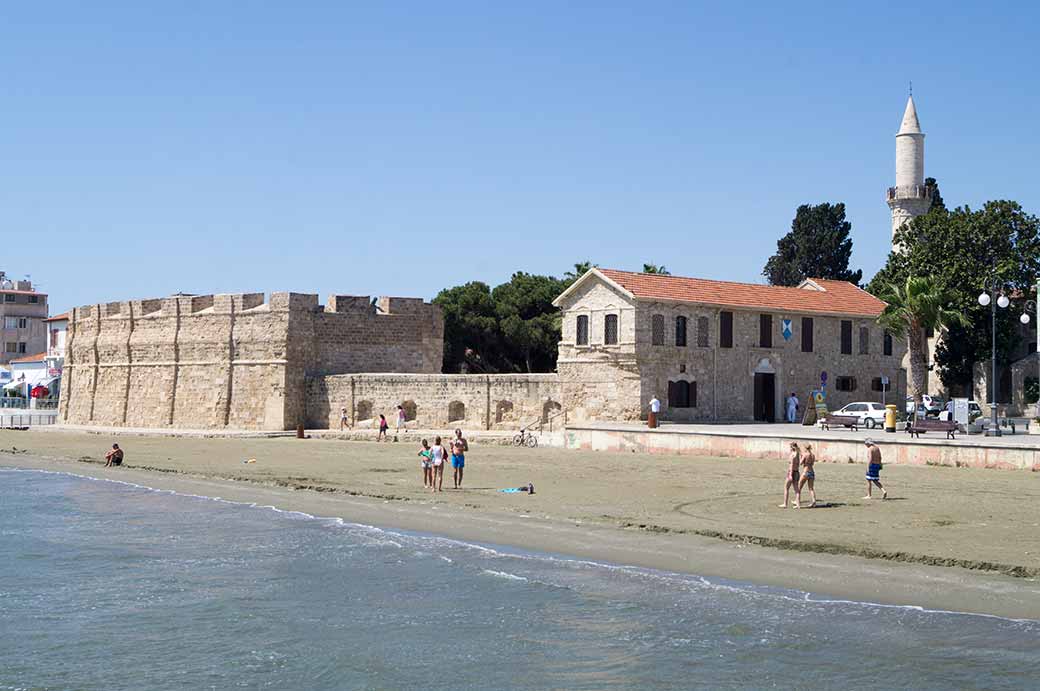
left=3, top=2, right=1038, bottom=314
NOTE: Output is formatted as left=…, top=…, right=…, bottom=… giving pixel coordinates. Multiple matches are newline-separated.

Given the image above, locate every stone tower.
left=886, top=95, right=932, bottom=245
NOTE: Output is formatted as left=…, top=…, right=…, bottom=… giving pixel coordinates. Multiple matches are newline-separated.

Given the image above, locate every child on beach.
left=418, top=439, right=433, bottom=488
left=377, top=414, right=389, bottom=442
left=429, top=436, right=447, bottom=492
left=779, top=442, right=800, bottom=508
left=796, top=443, right=816, bottom=508
left=864, top=439, right=888, bottom=499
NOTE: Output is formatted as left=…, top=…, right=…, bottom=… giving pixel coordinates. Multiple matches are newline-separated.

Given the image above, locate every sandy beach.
left=3, top=428, right=1039, bottom=619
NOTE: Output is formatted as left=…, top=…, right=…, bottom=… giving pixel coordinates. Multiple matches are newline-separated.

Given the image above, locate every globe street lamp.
left=1017, top=289, right=1040, bottom=417
left=977, top=285, right=1007, bottom=437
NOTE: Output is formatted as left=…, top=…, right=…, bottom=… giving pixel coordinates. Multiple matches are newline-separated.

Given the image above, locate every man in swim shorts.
left=451, top=428, right=468, bottom=489
left=864, top=439, right=887, bottom=499
left=104, top=443, right=123, bottom=467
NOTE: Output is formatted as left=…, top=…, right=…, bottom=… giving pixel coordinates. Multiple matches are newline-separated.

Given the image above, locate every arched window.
left=542, top=400, right=562, bottom=423
left=448, top=401, right=466, bottom=422
left=675, top=316, right=687, bottom=347
left=575, top=315, right=589, bottom=345
left=604, top=314, right=618, bottom=345
left=652, top=314, right=665, bottom=346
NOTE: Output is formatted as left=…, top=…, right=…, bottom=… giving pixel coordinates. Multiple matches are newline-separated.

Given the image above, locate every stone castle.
left=60, top=292, right=444, bottom=430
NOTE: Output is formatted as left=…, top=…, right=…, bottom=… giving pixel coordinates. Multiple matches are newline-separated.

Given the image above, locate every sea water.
left=1, top=468, right=1037, bottom=690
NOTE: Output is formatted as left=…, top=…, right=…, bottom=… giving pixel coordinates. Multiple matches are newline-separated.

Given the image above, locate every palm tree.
left=642, top=264, right=670, bottom=275
left=564, top=261, right=597, bottom=283
left=877, top=276, right=968, bottom=406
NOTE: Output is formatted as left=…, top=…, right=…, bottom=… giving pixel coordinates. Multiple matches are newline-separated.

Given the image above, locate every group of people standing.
left=417, top=429, right=468, bottom=492
left=780, top=438, right=888, bottom=508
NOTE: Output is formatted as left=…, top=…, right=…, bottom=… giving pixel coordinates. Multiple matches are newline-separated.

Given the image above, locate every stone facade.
left=59, top=292, right=443, bottom=431
left=306, top=373, right=562, bottom=431
left=553, top=270, right=908, bottom=423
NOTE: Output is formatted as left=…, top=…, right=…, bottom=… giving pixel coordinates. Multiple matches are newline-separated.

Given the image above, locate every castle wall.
left=60, top=291, right=443, bottom=431
left=306, top=373, right=562, bottom=431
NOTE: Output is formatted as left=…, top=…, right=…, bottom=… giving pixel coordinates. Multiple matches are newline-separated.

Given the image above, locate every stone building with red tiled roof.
left=552, top=269, right=908, bottom=423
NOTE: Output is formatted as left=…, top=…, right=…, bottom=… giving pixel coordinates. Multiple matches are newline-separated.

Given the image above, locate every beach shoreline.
left=5, top=448, right=1039, bottom=621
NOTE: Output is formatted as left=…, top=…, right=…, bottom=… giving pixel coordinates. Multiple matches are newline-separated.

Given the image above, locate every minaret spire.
left=886, top=92, right=931, bottom=247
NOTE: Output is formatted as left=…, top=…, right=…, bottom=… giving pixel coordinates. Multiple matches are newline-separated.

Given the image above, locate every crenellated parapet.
left=60, top=290, right=444, bottom=431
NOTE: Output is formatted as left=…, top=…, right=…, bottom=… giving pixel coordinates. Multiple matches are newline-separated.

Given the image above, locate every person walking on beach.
left=779, top=442, right=800, bottom=508
left=377, top=414, right=389, bottom=442
left=429, top=436, right=447, bottom=492
left=418, top=439, right=433, bottom=489
left=340, top=407, right=350, bottom=431
left=104, top=443, right=123, bottom=467
left=450, top=428, right=469, bottom=489
left=648, top=395, right=661, bottom=429
left=796, top=443, right=817, bottom=508
left=863, top=439, right=888, bottom=499
left=786, top=392, right=800, bottom=423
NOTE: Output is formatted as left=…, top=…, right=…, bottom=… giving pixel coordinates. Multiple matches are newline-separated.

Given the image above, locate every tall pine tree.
left=762, top=203, right=863, bottom=287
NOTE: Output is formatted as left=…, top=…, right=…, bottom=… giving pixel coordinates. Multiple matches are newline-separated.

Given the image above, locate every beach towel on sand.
left=498, top=483, right=535, bottom=495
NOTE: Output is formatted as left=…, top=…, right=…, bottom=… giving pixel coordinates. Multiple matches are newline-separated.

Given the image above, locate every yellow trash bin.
left=884, top=404, right=898, bottom=433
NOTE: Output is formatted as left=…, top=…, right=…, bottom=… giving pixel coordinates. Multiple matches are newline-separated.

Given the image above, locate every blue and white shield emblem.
left=781, top=319, right=793, bottom=341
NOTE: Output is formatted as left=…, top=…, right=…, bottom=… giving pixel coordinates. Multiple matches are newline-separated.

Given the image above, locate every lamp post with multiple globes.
left=977, top=280, right=1040, bottom=436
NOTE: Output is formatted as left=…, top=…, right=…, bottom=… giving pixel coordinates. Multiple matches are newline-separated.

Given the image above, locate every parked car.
left=905, top=395, right=943, bottom=417
left=834, top=402, right=888, bottom=428
left=938, top=400, right=983, bottom=422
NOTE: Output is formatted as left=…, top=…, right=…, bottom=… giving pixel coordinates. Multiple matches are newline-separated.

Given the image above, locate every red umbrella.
left=30, top=385, right=49, bottom=398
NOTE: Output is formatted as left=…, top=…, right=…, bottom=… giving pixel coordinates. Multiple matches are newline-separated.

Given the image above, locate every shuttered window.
left=604, top=314, right=618, bottom=345
left=759, top=314, right=772, bottom=348
left=651, top=314, right=665, bottom=346
left=801, top=317, right=813, bottom=352
left=883, top=331, right=893, bottom=356
left=840, top=320, right=853, bottom=355
left=720, top=311, right=733, bottom=348
left=675, top=316, right=687, bottom=347
left=668, top=380, right=697, bottom=408
left=576, top=315, right=589, bottom=345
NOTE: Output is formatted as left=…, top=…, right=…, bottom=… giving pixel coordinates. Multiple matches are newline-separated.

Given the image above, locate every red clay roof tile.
left=598, top=269, right=886, bottom=318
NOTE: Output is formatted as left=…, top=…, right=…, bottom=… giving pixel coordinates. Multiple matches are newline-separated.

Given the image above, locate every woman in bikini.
left=779, top=442, right=800, bottom=508
left=796, top=443, right=817, bottom=508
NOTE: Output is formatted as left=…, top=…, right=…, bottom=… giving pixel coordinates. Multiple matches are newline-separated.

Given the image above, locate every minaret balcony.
left=887, top=185, right=933, bottom=201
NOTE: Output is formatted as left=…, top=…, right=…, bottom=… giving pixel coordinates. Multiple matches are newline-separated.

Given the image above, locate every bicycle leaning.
left=512, top=428, right=538, bottom=448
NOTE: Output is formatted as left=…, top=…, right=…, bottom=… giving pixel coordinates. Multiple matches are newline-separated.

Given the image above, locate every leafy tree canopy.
left=763, top=203, right=863, bottom=287
left=867, top=199, right=1040, bottom=389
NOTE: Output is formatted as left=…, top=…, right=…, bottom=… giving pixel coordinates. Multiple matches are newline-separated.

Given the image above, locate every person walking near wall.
left=451, top=429, right=469, bottom=489
left=377, top=414, right=389, bottom=442
left=396, top=405, right=407, bottom=436
left=648, top=395, right=661, bottom=429
left=340, top=408, right=350, bottom=431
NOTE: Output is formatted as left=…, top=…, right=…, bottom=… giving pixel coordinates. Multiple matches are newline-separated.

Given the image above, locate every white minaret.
left=886, top=94, right=932, bottom=245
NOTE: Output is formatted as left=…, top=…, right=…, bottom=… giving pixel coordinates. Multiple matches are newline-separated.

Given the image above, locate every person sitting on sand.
left=377, top=414, right=389, bottom=442
left=779, top=442, right=800, bottom=508
left=104, top=444, right=123, bottom=468
left=418, top=439, right=433, bottom=489
left=429, top=436, right=447, bottom=492
left=863, top=439, right=887, bottom=500
left=796, top=443, right=817, bottom=508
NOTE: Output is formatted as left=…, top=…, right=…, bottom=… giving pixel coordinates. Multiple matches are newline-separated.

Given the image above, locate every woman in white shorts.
left=429, top=436, right=447, bottom=492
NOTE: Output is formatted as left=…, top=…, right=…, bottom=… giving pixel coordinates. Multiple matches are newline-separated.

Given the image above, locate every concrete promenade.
left=565, top=421, right=1040, bottom=470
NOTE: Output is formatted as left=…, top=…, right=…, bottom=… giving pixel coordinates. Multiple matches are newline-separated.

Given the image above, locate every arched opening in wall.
left=401, top=400, right=417, bottom=422
left=495, top=400, right=514, bottom=423
left=356, top=400, right=373, bottom=422
left=542, top=400, right=562, bottom=423
left=448, top=400, right=466, bottom=423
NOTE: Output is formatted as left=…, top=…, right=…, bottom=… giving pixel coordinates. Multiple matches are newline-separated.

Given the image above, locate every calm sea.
left=1, top=467, right=1037, bottom=690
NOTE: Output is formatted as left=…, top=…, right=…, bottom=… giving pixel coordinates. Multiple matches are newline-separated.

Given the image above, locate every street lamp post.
left=978, top=277, right=1010, bottom=437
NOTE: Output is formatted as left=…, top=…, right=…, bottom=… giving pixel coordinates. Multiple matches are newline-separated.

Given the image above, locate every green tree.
left=564, top=261, right=597, bottom=283
left=868, top=200, right=1040, bottom=392
left=642, top=264, right=670, bottom=275
left=492, top=272, right=568, bottom=373
left=877, top=277, right=968, bottom=405
left=762, top=203, right=863, bottom=287
left=432, top=282, right=499, bottom=373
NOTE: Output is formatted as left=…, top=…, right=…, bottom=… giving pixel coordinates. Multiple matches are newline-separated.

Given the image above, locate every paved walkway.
left=572, top=420, right=1040, bottom=448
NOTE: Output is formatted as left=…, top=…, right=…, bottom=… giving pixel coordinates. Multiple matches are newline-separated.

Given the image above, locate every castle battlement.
left=60, top=289, right=444, bottom=431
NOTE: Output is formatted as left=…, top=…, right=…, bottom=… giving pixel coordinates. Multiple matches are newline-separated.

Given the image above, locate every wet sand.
left=3, top=429, right=1039, bottom=619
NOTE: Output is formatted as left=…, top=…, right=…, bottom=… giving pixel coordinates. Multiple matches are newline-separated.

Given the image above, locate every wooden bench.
left=821, top=414, right=860, bottom=431
left=907, top=418, right=958, bottom=439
